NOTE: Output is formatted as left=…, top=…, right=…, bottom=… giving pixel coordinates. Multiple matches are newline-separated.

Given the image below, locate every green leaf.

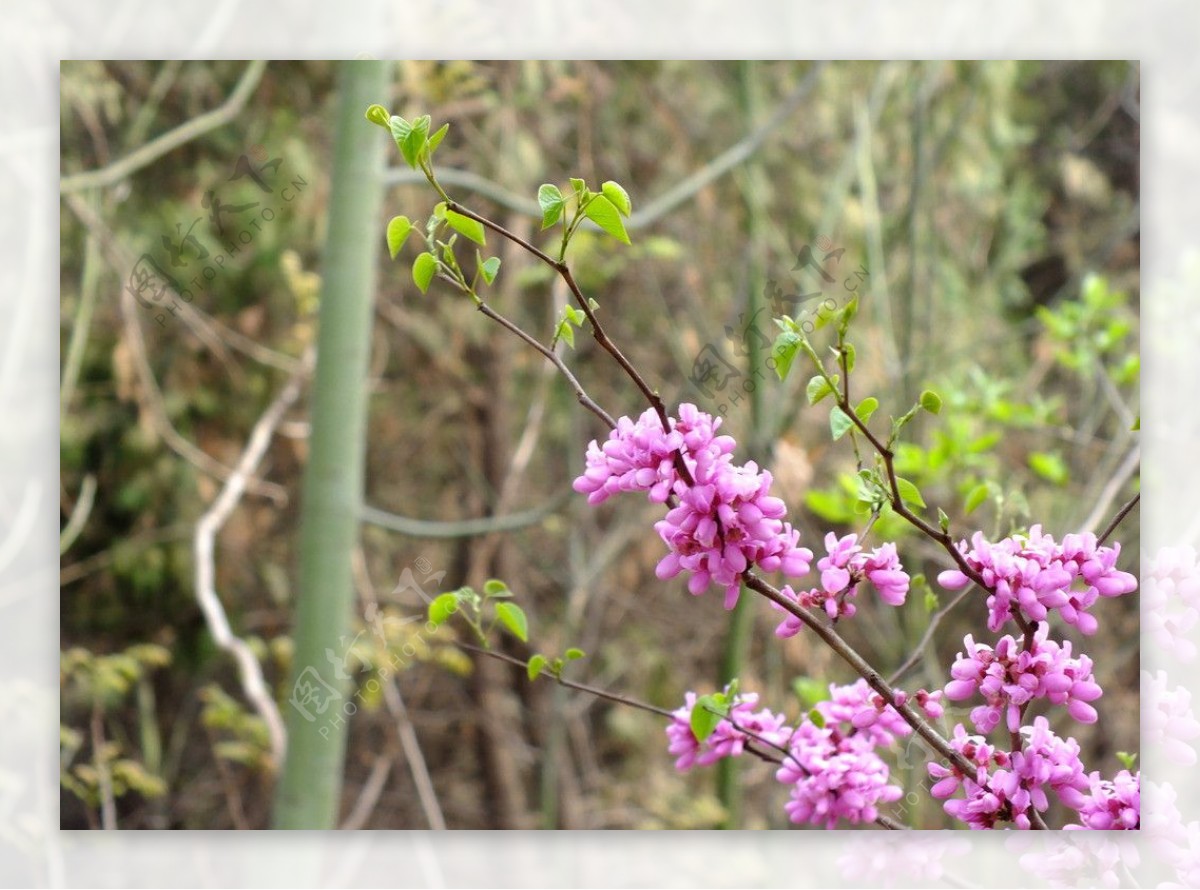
left=555, top=318, right=576, bottom=349
left=964, top=482, right=990, bottom=514
left=426, top=123, right=449, bottom=156
left=527, top=654, right=547, bottom=681
left=537, top=183, right=565, bottom=229
left=841, top=342, right=856, bottom=374
left=773, top=331, right=802, bottom=381
left=402, top=115, right=431, bottom=167
left=479, top=255, right=501, bottom=285
left=569, top=177, right=587, bottom=197
left=412, top=252, right=437, bottom=294
left=808, top=707, right=826, bottom=729
left=792, top=677, right=829, bottom=707
left=937, top=507, right=950, bottom=532
left=428, top=592, right=459, bottom=627
left=365, top=104, right=391, bottom=128
left=495, top=602, right=528, bottom=642
left=601, top=180, right=631, bottom=217
left=444, top=208, right=486, bottom=246
left=690, top=694, right=724, bottom=742
left=924, top=589, right=939, bottom=612
left=564, top=647, right=585, bottom=661
left=1029, top=451, right=1068, bottom=485
left=1116, top=751, right=1138, bottom=770
left=919, top=389, right=943, bottom=415
left=896, top=476, right=926, bottom=509
left=386, top=216, right=412, bottom=259
left=838, top=295, right=859, bottom=334
left=806, top=374, right=835, bottom=405
left=855, top=396, right=879, bottom=424
left=583, top=194, right=631, bottom=245
left=830, top=405, right=854, bottom=441
left=564, top=305, right=585, bottom=326
left=483, top=579, right=510, bottom=598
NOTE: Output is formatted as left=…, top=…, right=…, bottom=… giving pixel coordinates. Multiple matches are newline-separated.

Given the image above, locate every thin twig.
left=193, top=349, right=313, bottom=769
left=59, top=474, right=97, bottom=555
left=90, top=704, right=117, bottom=831
left=1097, top=491, right=1140, bottom=546
left=887, top=586, right=974, bottom=686
left=353, top=549, right=447, bottom=830
left=459, top=642, right=674, bottom=719
left=340, top=754, right=394, bottom=830
left=476, top=300, right=615, bottom=429
left=61, top=60, right=268, bottom=193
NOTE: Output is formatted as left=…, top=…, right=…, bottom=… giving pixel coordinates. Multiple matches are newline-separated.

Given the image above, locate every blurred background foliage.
left=60, top=60, right=1139, bottom=829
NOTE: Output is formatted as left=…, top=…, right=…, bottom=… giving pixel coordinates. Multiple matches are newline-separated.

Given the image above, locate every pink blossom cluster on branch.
left=771, top=532, right=910, bottom=636
left=937, top=525, right=1137, bottom=634
left=574, top=404, right=812, bottom=608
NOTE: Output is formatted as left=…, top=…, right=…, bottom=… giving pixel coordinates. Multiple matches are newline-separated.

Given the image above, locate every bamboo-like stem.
left=272, top=59, right=389, bottom=829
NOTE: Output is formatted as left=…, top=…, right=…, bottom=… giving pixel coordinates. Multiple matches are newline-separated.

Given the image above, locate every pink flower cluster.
left=937, top=525, right=1137, bottom=634
left=777, top=723, right=902, bottom=828
left=930, top=718, right=1129, bottom=830
left=664, top=689, right=791, bottom=771
left=777, top=680, right=910, bottom=828
left=772, top=533, right=910, bottom=637
left=574, top=404, right=812, bottom=609
left=943, top=625, right=1104, bottom=733
left=929, top=724, right=1031, bottom=829
left=1067, top=769, right=1141, bottom=830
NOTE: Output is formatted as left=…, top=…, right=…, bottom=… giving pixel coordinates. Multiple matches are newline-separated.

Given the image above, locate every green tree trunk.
left=272, top=59, right=388, bottom=829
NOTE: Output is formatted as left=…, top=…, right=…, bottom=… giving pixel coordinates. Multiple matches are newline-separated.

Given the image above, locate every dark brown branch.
left=742, top=571, right=976, bottom=777
left=1097, top=492, right=1139, bottom=546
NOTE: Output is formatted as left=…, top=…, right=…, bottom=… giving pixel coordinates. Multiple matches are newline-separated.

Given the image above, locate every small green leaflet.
left=830, top=405, right=854, bottom=441
left=1029, top=451, right=1068, bottom=485
left=364, top=104, right=390, bottom=127
left=919, top=389, right=943, bottom=415
left=773, top=331, right=802, bottom=381
left=479, top=255, right=501, bottom=285
left=427, top=123, right=449, bottom=156
left=807, top=374, right=835, bottom=405
left=412, top=252, right=437, bottom=293
left=964, top=482, right=990, bottom=514
left=483, top=578, right=510, bottom=598
left=584, top=194, right=631, bottom=245
left=495, top=602, right=528, bottom=642
left=855, top=397, right=879, bottom=423
left=601, top=180, right=631, bottom=217
left=564, top=648, right=585, bottom=661
left=538, top=183, right=565, bottom=229
left=428, top=592, right=459, bottom=626
left=527, top=654, right=547, bottom=681
left=386, top=216, right=412, bottom=259
left=895, top=476, right=926, bottom=509
left=555, top=318, right=575, bottom=349
left=690, top=694, right=724, bottom=742
left=444, top=208, right=486, bottom=246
